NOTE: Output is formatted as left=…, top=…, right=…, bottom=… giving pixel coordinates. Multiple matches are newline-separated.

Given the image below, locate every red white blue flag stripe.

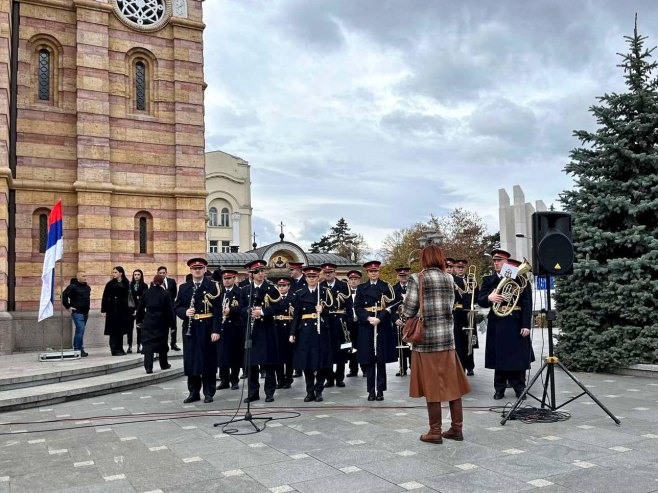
left=38, top=200, right=64, bottom=322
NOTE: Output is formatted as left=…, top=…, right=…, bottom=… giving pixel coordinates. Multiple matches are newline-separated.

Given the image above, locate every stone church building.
left=0, top=0, right=207, bottom=352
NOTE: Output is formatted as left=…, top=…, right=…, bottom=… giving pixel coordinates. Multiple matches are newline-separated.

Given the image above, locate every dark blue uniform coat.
left=174, top=278, right=221, bottom=376
left=272, top=292, right=294, bottom=363
left=354, top=280, right=397, bottom=365
left=290, top=285, right=333, bottom=370
left=214, top=286, right=244, bottom=369
left=241, top=282, right=281, bottom=366
left=478, top=274, right=535, bottom=371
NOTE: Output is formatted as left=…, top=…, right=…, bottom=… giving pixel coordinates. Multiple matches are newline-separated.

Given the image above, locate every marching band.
left=174, top=250, right=507, bottom=405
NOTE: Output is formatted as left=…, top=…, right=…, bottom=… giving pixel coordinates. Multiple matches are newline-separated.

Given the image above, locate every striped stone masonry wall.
left=11, top=0, right=207, bottom=313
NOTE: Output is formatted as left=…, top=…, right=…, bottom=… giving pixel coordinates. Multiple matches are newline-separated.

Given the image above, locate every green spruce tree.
left=555, top=20, right=658, bottom=371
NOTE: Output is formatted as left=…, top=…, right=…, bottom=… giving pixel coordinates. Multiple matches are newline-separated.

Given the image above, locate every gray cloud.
left=204, top=0, right=658, bottom=249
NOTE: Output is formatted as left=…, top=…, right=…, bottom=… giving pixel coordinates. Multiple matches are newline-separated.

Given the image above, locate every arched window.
left=32, top=208, right=51, bottom=254
left=220, top=208, right=230, bottom=227
left=135, top=212, right=153, bottom=255
left=208, top=207, right=218, bottom=227
left=29, top=35, right=63, bottom=107
left=139, top=217, right=147, bottom=254
left=38, top=49, right=51, bottom=101
left=135, top=60, right=147, bottom=111
left=39, top=213, right=48, bottom=253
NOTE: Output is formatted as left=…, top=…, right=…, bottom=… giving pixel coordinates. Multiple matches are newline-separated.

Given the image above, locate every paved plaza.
left=1, top=333, right=657, bottom=493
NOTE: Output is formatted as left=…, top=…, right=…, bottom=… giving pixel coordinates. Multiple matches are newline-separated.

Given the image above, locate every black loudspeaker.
left=531, top=212, right=574, bottom=276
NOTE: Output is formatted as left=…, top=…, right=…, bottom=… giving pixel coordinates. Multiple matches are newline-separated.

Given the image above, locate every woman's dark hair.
left=131, top=269, right=145, bottom=288
left=152, top=274, right=164, bottom=286
left=420, top=244, right=447, bottom=271
left=113, top=266, right=128, bottom=287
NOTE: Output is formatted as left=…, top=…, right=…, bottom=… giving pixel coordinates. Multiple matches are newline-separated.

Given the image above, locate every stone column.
left=231, top=211, right=240, bottom=249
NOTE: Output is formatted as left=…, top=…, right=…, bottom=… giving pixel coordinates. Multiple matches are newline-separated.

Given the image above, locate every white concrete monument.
left=499, top=185, right=547, bottom=261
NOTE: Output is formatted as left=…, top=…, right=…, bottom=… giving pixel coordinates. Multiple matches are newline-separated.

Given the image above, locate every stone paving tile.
left=243, top=456, right=342, bottom=488
left=475, top=452, right=581, bottom=483
left=527, top=438, right=615, bottom=463
left=306, top=443, right=398, bottom=468
left=123, top=462, right=226, bottom=492
left=358, top=455, right=455, bottom=484
left=421, top=469, right=535, bottom=493
left=202, top=444, right=291, bottom=470
left=167, top=475, right=271, bottom=493
left=2, top=464, right=108, bottom=493
left=415, top=440, right=509, bottom=465
left=545, top=465, right=658, bottom=493
left=292, top=470, right=405, bottom=493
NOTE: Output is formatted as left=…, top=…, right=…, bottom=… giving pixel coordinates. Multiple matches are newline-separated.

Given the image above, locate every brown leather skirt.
left=409, top=349, right=472, bottom=403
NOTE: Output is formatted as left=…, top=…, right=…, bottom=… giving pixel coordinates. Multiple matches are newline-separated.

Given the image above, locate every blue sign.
left=536, top=276, right=555, bottom=290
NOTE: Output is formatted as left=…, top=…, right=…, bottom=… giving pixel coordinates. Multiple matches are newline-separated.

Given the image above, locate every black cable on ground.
left=498, top=403, right=571, bottom=424
left=1, top=399, right=577, bottom=436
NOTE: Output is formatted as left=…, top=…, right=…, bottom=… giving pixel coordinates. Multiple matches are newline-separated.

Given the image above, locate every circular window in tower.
left=113, top=0, right=172, bottom=32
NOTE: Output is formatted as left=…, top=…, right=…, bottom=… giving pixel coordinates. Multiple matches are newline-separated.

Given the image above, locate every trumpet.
left=492, top=258, right=532, bottom=317
left=221, top=293, right=230, bottom=324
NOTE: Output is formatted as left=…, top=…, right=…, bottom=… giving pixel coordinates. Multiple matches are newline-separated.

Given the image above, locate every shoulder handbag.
left=402, top=272, right=425, bottom=343
left=127, top=289, right=136, bottom=310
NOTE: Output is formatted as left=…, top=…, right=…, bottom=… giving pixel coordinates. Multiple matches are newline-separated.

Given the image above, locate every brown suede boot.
left=442, top=399, right=464, bottom=441
left=420, top=402, right=443, bottom=444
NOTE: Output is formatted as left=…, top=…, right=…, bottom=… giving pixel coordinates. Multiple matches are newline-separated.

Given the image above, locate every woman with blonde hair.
left=401, top=244, right=471, bottom=444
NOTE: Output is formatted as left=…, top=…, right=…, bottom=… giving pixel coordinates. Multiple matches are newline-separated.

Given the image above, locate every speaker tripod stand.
left=501, top=276, right=620, bottom=426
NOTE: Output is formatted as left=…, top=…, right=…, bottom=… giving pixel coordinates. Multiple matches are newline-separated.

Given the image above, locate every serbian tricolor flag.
left=38, top=200, right=64, bottom=322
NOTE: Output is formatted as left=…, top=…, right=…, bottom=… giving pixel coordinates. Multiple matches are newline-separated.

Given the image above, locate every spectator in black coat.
left=101, top=266, right=132, bottom=356
left=157, top=266, right=180, bottom=351
left=128, top=269, right=148, bottom=354
left=136, top=275, right=174, bottom=374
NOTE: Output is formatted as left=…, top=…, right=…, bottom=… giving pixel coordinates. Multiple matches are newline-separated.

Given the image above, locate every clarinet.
left=373, top=301, right=379, bottom=358
left=185, top=282, right=199, bottom=337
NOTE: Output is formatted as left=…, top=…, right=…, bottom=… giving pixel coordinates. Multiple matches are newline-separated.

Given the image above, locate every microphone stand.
left=214, top=277, right=270, bottom=433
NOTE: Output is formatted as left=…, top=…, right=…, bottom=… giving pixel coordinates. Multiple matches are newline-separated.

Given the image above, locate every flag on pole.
left=38, top=200, right=64, bottom=322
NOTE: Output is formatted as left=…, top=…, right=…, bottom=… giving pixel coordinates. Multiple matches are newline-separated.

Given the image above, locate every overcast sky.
left=202, top=0, right=658, bottom=253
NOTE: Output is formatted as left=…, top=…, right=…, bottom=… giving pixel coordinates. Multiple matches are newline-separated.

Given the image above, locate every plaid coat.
left=401, top=268, right=455, bottom=353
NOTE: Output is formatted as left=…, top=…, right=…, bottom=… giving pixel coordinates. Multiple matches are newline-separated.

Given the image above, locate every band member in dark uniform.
left=320, top=263, right=351, bottom=388
left=453, top=259, right=478, bottom=376
left=354, top=260, right=397, bottom=401
left=445, top=258, right=455, bottom=276
left=289, top=261, right=307, bottom=378
left=157, top=266, right=180, bottom=351
left=392, top=266, right=412, bottom=376
left=241, top=259, right=281, bottom=403
left=289, top=262, right=307, bottom=292
left=478, top=250, right=534, bottom=400
left=289, top=266, right=334, bottom=402
left=174, top=258, right=222, bottom=404
left=346, top=270, right=362, bottom=377
left=215, top=269, right=244, bottom=391
left=273, top=276, right=295, bottom=389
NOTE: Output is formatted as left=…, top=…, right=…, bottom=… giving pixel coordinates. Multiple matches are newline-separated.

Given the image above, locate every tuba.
left=492, top=258, right=532, bottom=317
